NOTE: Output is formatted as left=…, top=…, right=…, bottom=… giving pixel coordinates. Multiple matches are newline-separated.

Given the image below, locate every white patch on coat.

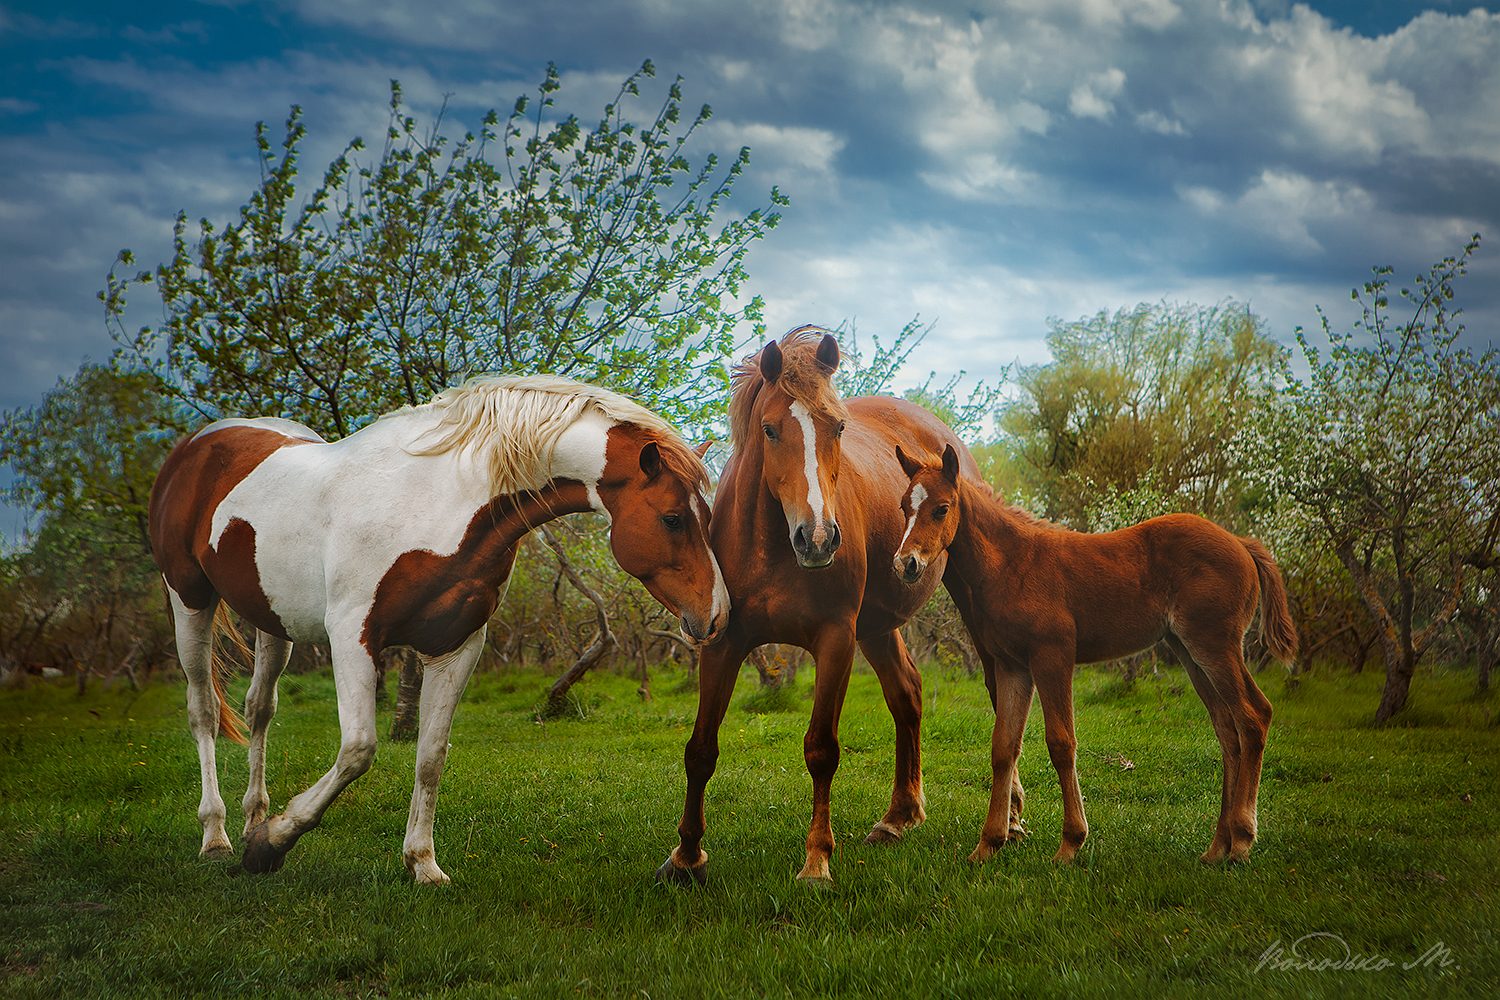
left=788, top=400, right=827, bottom=546
left=692, top=493, right=730, bottom=622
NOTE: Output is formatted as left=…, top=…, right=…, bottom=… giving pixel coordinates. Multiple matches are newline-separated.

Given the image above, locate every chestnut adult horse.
left=893, top=444, right=1296, bottom=866
left=150, top=375, right=728, bottom=883
left=656, top=327, right=975, bottom=885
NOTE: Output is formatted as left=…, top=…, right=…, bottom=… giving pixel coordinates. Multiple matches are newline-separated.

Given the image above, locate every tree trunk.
left=388, top=648, right=423, bottom=741
left=1375, top=646, right=1417, bottom=723
left=540, top=525, right=617, bottom=719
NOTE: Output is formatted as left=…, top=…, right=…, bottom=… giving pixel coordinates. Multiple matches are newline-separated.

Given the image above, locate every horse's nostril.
left=828, top=521, right=841, bottom=550
left=794, top=525, right=808, bottom=551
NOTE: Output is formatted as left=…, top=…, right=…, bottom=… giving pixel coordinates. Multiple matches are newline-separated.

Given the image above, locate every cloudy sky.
left=2, top=0, right=1497, bottom=434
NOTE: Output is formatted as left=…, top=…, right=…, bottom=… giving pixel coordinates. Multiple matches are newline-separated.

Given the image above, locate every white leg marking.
left=167, top=585, right=231, bottom=858
left=403, top=628, right=487, bottom=885
left=242, top=629, right=292, bottom=835
left=788, top=401, right=827, bottom=547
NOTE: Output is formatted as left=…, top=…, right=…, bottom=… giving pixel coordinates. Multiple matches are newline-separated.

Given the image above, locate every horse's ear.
left=941, top=443, right=960, bottom=485
left=640, top=441, right=663, bottom=480
left=816, top=333, right=840, bottom=373
left=693, top=439, right=712, bottom=460
left=760, top=340, right=783, bottom=383
left=895, top=445, right=923, bottom=479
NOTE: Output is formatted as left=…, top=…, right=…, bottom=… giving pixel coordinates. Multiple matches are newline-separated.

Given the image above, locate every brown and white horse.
left=150, top=375, right=728, bottom=883
left=657, top=327, right=977, bottom=884
left=893, top=444, right=1296, bottom=865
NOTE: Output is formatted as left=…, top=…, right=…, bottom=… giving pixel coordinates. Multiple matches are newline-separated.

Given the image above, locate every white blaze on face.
left=692, top=493, right=730, bottom=623
left=788, top=401, right=828, bottom=547
left=899, top=483, right=928, bottom=550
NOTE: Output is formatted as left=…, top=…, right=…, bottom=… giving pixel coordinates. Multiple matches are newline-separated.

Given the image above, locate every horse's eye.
left=661, top=513, right=683, bottom=531
left=933, top=505, right=950, bottom=521
left=836, top=420, right=846, bottom=437
left=762, top=424, right=778, bottom=441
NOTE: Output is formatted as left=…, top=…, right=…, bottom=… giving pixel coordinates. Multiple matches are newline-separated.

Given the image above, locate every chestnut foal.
left=894, top=444, right=1296, bottom=865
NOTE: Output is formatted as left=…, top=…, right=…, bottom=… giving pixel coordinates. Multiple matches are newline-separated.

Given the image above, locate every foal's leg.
left=979, top=648, right=1026, bottom=836
left=970, top=665, right=1033, bottom=863
left=167, top=587, right=232, bottom=859
left=1180, top=631, right=1272, bottom=862
left=1031, top=647, right=1088, bottom=863
left=799, top=626, right=857, bottom=882
left=242, top=630, right=378, bottom=874
left=242, top=630, right=293, bottom=835
left=657, top=633, right=750, bottom=886
left=1166, top=634, right=1239, bottom=863
left=860, top=629, right=926, bottom=844
left=402, top=629, right=485, bottom=885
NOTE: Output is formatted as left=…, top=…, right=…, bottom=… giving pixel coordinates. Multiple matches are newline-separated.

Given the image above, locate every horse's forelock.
left=729, top=326, right=849, bottom=445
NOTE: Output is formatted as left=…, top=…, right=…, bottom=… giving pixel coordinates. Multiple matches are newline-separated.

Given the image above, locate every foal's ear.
left=815, top=332, right=840, bottom=373
left=640, top=441, right=663, bottom=480
left=693, top=439, right=713, bottom=460
left=760, top=340, right=784, bottom=383
left=941, top=443, right=960, bottom=485
left=895, top=445, right=923, bottom=479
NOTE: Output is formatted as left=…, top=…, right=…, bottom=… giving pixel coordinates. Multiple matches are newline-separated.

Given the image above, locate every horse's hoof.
left=795, top=857, right=832, bottom=883
left=199, top=841, right=234, bottom=861
left=241, top=822, right=287, bottom=875
left=656, top=850, right=708, bottom=887
left=864, top=821, right=904, bottom=845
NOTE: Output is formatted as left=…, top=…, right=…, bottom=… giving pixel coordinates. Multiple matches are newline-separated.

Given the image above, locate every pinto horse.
left=149, top=375, right=728, bottom=883
left=893, top=444, right=1296, bottom=865
left=657, top=327, right=978, bottom=885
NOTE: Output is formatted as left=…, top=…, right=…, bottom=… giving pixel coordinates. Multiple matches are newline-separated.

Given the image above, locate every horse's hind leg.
left=243, top=630, right=377, bottom=874
left=167, top=586, right=232, bottom=859
left=1166, top=634, right=1239, bottom=863
left=1178, top=630, right=1272, bottom=863
left=402, top=629, right=485, bottom=885
left=242, top=630, right=293, bottom=835
left=970, top=665, right=1033, bottom=863
left=860, top=630, right=926, bottom=844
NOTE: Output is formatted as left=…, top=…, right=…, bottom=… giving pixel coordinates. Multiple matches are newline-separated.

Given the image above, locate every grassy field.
left=2, top=659, right=1497, bottom=998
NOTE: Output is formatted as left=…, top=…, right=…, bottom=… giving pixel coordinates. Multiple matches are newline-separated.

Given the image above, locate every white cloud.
left=1069, top=67, right=1126, bottom=120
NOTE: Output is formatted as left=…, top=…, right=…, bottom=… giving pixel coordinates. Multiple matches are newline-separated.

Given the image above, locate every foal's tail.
left=1241, top=537, right=1299, bottom=663
left=210, top=603, right=250, bottom=745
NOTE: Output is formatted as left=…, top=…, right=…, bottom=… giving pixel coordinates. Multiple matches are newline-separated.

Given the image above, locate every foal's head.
left=597, top=427, right=728, bottom=642
left=737, top=328, right=850, bottom=569
left=893, top=443, right=961, bottom=585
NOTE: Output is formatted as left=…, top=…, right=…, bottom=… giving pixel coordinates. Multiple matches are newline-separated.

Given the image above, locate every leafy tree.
left=106, top=62, right=783, bottom=439
left=1001, top=302, right=1280, bottom=528
left=1241, top=236, right=1500, bottom=721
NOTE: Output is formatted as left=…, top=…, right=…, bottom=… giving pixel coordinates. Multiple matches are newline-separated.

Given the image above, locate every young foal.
left=894, top=445, right=1295, bottom=865
left=150, top=375, right=727, bottom=883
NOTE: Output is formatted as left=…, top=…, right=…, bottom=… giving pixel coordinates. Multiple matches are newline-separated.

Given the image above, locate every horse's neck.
left=951, top=480, right=1030, bottom=572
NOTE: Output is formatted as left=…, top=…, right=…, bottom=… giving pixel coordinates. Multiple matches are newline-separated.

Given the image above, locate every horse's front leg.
left=970, top=664, right=1033, bottom=862
left=859, top=629, right=926, bottom=843
left=799, top=626, right=857, bottom=882
left=242, top=626, right=378, bottom=874
left=402, top=628, right=486, bottom=885
left=657, top=633, right=749, bottom=886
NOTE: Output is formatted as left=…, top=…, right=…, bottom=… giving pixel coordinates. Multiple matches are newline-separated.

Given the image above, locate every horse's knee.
left=684, top=738, right=719, bottom=785
left=1045, top=734, right=1076, bottom=768
left=803, top=733, right=840, bottom=781
left=338, top=733, right=377, bottom=778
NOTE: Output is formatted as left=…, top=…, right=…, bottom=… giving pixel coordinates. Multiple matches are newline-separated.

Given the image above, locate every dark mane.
left=729, top=325, right=851, bottom=446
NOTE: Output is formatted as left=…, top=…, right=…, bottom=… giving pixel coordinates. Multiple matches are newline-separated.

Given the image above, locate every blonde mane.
left=405, top=374, right=709, bottom=497
left=729, top=325, right=851, bottom=446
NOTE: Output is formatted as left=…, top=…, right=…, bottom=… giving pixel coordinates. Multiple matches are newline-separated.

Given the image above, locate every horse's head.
left=597, top=429, right=728, bottom=642
left=750, top=330, right=849, bottom=569
left=893, top=443, right=961, bottom=585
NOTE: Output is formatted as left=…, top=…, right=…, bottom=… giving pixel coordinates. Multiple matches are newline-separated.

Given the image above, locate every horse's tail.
left=210, top=603, right=249, bottom=745
left=1241, top=536, right=1298, bottom=663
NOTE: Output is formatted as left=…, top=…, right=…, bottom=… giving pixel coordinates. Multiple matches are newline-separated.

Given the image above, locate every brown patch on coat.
left=149, top=426, right=316, bottom=629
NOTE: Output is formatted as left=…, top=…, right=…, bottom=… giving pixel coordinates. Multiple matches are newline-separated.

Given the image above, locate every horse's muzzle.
left=792, top=519, right=841, bottom=568
left=895, top=552, right=926, bottom=585
left=681, top=609, right=726, bottom=644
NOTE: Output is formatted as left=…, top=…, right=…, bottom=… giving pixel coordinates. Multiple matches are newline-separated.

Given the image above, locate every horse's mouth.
left=795, top=553, right=836, bottom=570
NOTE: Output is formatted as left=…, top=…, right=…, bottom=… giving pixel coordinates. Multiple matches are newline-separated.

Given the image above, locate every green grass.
left=2, top=662, right=1497, bottom=998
